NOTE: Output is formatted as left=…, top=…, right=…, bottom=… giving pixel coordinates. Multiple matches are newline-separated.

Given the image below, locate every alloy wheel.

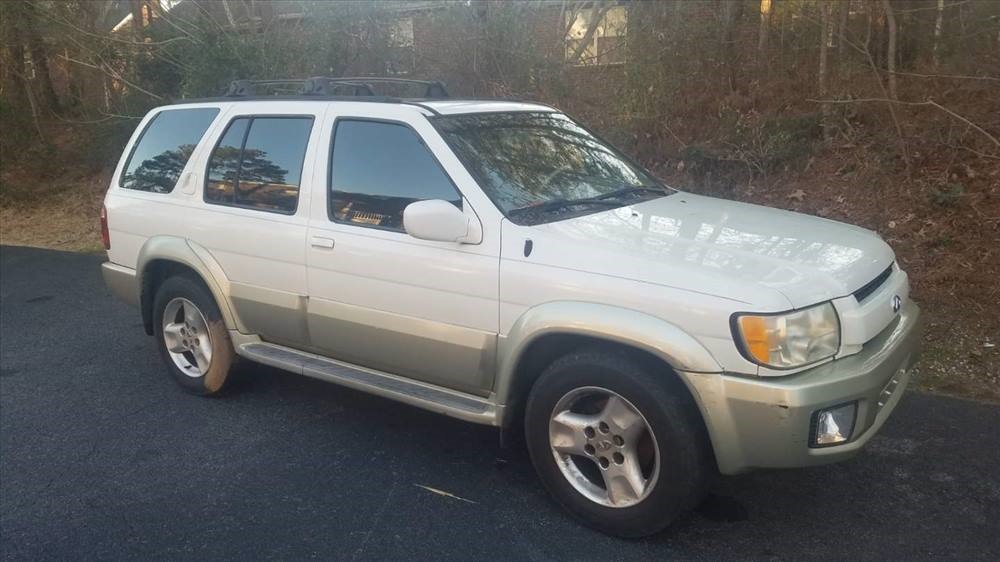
left=161, top=297, right=213, bottom=377
left=548, top=386, right=660, bottom=508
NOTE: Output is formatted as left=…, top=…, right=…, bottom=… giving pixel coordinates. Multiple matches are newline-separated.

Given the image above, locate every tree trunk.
left=130, top=0, right=145, bottom=40
left=22, top=2, right=60, bottom=113
left=819, top=1, right=832, bottom=138
left=720, top=0, right=744, bottom=90
left=933, top=0, right=944, bottom=68
left=837, top=0, right=850, bottom=77
left=0, top=1, right=27, bottom=108
left=882, top=0, right=898, bottom=100
left=757, top=0, right=772, bottom=65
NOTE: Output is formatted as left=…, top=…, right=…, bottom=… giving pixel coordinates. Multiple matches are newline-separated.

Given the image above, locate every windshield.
left=434, top=112, right=671, bottom=224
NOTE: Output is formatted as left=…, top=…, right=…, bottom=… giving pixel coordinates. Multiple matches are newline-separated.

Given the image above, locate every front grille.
left=853, top=264, right=893, bottom=303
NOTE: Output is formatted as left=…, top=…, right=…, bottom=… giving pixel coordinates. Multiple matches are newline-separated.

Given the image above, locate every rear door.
left=305, top=104, right=501, bottom=396
left=189, top=102, right=322, bottom=348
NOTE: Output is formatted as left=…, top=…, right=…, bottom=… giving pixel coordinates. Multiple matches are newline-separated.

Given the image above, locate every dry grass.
left=0, top=170, right=107, bottom=253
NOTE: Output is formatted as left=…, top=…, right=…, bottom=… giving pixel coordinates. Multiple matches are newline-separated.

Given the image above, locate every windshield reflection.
left=435, top=112, right=664, bottom=222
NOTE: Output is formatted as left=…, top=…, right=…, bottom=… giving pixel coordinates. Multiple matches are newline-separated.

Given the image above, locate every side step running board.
left=237, top=342, right=500, bottom=426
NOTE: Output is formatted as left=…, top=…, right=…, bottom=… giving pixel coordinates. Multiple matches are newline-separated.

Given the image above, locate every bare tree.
left=882, top=0, right=898, bottom=99
left=721, top=0, right=744, bottom=88
left=819, top=0, right=832, bottom=138
left=837, top=0, right=849, bottom=58
left=22, top=1, right=60, bottom=112
left=933, top=0, right=945, bottom=68
left=757, top=0, right=772, bottom=64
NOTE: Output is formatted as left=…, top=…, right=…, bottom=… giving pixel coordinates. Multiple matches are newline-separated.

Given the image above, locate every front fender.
left=136, top=236, right=244, bottom=332
left=495, top=301, right=723, bottom=405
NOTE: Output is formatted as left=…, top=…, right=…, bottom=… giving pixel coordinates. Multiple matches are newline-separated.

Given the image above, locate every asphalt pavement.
left=1, top=245, right=998, bottom=560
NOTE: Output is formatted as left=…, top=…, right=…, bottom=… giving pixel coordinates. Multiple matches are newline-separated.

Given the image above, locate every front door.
left=305, top=108, right=499, bottom=396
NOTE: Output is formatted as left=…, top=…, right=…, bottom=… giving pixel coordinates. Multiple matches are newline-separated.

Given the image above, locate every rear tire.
left=152, top=275, right=235, bottom=395
left=524, top=348, right=711, bottom=538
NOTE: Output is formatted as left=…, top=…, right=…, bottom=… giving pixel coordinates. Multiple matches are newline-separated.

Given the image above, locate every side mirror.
left=403, top=199, right=482, bottom=244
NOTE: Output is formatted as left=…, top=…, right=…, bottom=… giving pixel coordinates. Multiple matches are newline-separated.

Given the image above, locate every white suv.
left=101, top=78, right=920, bottom=537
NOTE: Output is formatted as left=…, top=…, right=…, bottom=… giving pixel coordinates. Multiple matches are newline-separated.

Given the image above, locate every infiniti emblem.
left=891, top=295, right=902, bottom=313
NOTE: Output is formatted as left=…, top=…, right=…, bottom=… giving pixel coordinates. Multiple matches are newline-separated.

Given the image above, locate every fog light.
left=811, top=402, right=857, bottom=448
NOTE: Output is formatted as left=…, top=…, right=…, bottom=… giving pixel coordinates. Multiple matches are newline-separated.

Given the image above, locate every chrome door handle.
left=310, top=236, right=335, bottom=249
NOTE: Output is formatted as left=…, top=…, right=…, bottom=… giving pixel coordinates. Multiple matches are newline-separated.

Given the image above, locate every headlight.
left=733, top=302, right=840, bottom=369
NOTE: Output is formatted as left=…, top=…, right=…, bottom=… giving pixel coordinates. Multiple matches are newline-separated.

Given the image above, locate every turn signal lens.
left=735, top=303, right=840, bottom=369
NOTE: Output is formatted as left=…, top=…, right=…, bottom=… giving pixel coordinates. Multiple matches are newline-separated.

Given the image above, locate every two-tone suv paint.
left=102, top=87, right=920, bottom=537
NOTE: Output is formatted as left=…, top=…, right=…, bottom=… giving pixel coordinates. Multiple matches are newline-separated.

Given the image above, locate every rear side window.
left=120, top=108, right=219, bottom=193
left=329, top=119, right=461, bottom=231
left=205, top=116, right=313, bottom=214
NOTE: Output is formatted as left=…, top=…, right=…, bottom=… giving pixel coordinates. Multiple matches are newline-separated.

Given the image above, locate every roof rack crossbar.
left=224, top=77, right=450, bottom=99
left=302, top=77, right=449, bottom=98
left=225, top=79, right=313, bottom=97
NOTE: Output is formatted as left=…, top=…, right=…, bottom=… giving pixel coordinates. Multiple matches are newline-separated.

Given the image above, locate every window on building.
left=120, top=108, right=219, bottom=193
left=329, top=120, right=461, bottom=231
left=204, top=116, right=313, bottom=214
left=565, top=5, right=627, bottom=65
left=386, top=17, right=415, bottom=75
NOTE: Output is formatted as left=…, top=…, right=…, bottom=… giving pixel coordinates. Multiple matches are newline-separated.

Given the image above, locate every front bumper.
left=685, top=300, right=921, bottom=475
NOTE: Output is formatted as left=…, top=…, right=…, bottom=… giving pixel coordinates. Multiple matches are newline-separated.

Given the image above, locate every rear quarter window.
left=120, top=107, right=220, bottom=193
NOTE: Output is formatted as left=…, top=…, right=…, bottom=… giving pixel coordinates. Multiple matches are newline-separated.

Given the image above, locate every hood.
left=519, top=193, right=895, bottom=309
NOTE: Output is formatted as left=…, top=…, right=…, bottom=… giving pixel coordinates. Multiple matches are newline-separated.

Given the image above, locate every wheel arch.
left=137, top=237, right=242, bottom=335
left=496, top=302, right=722, bottom=430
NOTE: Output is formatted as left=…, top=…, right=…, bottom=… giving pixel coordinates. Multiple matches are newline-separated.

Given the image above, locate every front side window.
left=329, top=120, right=461, bottom=231
left=120, top=108, right=219, bottom=193
left=205, top=116, right=313, bottom=214
left=434, top=112, right=668, bottom=225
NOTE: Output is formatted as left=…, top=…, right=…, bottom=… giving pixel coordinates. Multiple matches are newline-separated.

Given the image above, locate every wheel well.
left=504, top=334, right=708, bottom=440
left=140, top=260, right=208, bottom=335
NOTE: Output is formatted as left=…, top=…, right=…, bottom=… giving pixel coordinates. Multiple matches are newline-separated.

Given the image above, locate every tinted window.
left=205, top=118, right=248, bottom=205
left=204, top=117, right=313, bottom=214
left=329, top=120, right=461, bottom=231
left=121, top=108, right=219, bottom=193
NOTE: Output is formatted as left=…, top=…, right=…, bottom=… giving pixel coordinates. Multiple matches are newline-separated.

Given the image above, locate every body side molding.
left=237, top=341, right=501, bottom=426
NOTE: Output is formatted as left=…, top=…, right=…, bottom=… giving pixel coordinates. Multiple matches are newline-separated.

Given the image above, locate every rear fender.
left=136, top=236, right=244, bottom=333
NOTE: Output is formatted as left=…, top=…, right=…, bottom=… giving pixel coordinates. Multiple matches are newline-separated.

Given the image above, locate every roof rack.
left=224, top=77, right=450, bottom=98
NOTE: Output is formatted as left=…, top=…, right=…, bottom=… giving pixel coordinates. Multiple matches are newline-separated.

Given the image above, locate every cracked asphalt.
left=1, top=245, right=999, bottom=560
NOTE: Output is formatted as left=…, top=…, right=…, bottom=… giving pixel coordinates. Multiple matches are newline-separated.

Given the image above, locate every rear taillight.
left=100, top=205, right=111, bottom=250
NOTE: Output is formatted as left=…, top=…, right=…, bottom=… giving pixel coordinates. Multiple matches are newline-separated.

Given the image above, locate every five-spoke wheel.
left=549, top=387, right=659, bottom=508
left=161, top=297, right=213, bottom=376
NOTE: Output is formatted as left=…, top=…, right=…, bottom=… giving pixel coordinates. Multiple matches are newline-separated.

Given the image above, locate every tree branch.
left=58, top=53, right=164, bottom=101
left=806, top=97, right=1000, bottom=149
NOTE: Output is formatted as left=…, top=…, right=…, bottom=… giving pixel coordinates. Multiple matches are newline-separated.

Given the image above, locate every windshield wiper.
left=508, top=197, right=622, bottom=218
left=590, top=185, right=671, bottom=202
left=509, top=185, right=671, bottom=218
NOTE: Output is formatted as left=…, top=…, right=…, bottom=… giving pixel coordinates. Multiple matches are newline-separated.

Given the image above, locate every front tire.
left=524, top=349, right=711, bottom=538
left=152, top=275, right=235, bottom=395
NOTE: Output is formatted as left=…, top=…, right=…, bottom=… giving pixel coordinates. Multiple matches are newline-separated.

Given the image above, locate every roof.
left=165, top=97, right=557, bottom=116
left=417, top=100, right=555, bottom=115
